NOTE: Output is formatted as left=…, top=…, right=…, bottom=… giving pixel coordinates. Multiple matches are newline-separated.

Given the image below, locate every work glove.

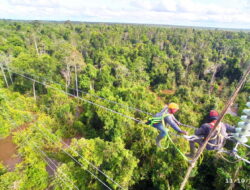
left=180, top=130, right=188, bottom=135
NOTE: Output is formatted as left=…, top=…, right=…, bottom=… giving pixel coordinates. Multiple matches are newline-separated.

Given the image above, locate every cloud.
left=152, top=0, right=177, bottom=12
left=9, top=0, right=61, bottom=8
left=0, top=0, right=250, bottom=29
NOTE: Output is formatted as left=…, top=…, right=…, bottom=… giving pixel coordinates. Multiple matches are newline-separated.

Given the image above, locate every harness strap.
left=207, top=123, right=223, bottom=147
left=162, top=115, right=188, bottom=161
left=149, top=110, right=171, bottom=126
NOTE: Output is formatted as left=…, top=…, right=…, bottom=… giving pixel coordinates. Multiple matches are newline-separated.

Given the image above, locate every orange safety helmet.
left=168, top=103, right=179, bottom=110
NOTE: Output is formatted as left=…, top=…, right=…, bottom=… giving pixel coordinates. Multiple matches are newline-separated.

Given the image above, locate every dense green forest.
left=0, top=20, right=250, bottom=190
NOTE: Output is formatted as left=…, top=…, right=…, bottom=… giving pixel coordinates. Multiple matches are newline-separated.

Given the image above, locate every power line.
left=5, top=68, right=194, bottom=173
left=19, top=134, right=79, bottom=189
left=6, top=66, right=153, bottom=116
left=9, top=69, right=192, bottom=188
left=226, top=136, right=250, bottom=149
left=8, top=69, right=191, bottom=161
left=8, top=69, right=143, bottom=124
left=32, top=121, right=115, bottom=190
left=31, top=142, right=80, bottom=190
left=12, top=110, right=115, bottom=190
left=6, top=67, right=196, bottom=130
left=60, top=140, right=125, bottom=189
left=13, top=113, right=126, bottom=190
left=241, top=143, right=250, bottom=149
left=13, top=110, right=116, bottom=189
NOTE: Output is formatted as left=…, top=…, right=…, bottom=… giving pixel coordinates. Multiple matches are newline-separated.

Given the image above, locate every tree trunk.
left=75, top=64, right=78, bottom=97
left=209, top=65, right=218, bottom=94
left=185, top=62, right=190, bottom=85
left=0, top=63, right=9, bottom=87
left=33, top=81, right=36, bottom=101
left=66, top=64, right=71, bottom=93
left=7, top=67, right=13, bottom=84
left=33, top=35, right=39, bottom=56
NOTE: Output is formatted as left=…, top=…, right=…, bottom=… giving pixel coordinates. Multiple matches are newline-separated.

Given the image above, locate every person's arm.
left=225, top=123, right=236, bottom=133
left=171, top=114, right=181, bottom=125
left=164, top=115, right=185, bottom=134
left=195, top=124, right=209, bottom=136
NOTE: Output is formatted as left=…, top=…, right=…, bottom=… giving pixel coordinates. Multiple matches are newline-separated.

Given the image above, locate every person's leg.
left=153, top=123, right=167, bottom=147
left=186, top=141, right=196, bottom=158
left=186, top=138, right=203, bottom=158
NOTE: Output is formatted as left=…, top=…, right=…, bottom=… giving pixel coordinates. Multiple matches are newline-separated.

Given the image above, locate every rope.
left=197, top=152, right=204, bottom=165
left=235, top=154, right=250, bottom=164
left=216, top=152, right=240, bottom=164
left=162, top=116, right=188, bottom=161
left=241, top=143, right=250, bottom=149
left=180, top=65, right=250, bottom=190
left=180, top=123, right=196, bottom=129
left=166, top=133, right=188, bottom=161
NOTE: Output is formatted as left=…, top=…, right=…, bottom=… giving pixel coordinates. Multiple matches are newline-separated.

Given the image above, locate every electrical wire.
left=19, top=135, right=79, bottom=189
left=6, top=66, right=153, bottom=116
left=6, top=69, right=197, bottom=170
left=32, top=125, right=114, bottom=190
left=8, top=69, right=143, bottom=124
left=6, top=66, right=197, bottom=129
left=14, top=111, right=116, bottom=189
left=31, top=143, right=80, bottom=190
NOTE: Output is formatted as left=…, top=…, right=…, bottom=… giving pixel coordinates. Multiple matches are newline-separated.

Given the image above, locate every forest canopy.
left=0, top=20, right=250, bottom=190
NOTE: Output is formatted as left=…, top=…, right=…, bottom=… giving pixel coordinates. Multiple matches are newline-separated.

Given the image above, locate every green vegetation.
left=0, top=20, right=249, bottom=189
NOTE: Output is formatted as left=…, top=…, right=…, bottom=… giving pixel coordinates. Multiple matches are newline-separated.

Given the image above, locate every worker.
left=147, top=103, right=188, bottom=147
left=186, top=110, right=236, bottom=158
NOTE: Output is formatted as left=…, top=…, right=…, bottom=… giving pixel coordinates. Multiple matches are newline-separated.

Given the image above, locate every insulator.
left=235, top=128, right=242, bottom=133
left=238, top=121, right=246, bottom=127
left=240, top=115, right=250, bottom=121
left=241, top=130, right=250, bottom=136
left=247, top=102, right=250, bottom=107
left=243, top=109, right=250, bottom=115
left=234, top=136, right=248, bottom=143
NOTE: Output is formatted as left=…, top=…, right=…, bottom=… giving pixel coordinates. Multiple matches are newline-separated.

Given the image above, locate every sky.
left=0, top=0, right=250, bottom=29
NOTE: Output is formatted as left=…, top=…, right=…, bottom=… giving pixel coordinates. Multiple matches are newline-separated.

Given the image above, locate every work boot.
left=185, top=142, right=196, bottom=158
left=156, top=136, right=163, bottom=147
left=185, top=152, right=195, bottom=159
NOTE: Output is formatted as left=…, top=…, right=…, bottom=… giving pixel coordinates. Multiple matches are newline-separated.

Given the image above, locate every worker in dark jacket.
left=186, top=110, right=236, bottom=158
left=147, top=103, right=188, bottom=147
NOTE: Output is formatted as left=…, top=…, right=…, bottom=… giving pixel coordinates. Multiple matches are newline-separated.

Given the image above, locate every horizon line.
left=1, top=18, right=250, bottom=32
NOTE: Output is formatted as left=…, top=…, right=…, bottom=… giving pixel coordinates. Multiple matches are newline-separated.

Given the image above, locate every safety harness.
left=147, top=108, right=171, bottom=126
left=147, top=108, right=188, bottom=161
left=206, top=122, right=224, bottom=147
left=185, top=122, right=224, bottom=148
